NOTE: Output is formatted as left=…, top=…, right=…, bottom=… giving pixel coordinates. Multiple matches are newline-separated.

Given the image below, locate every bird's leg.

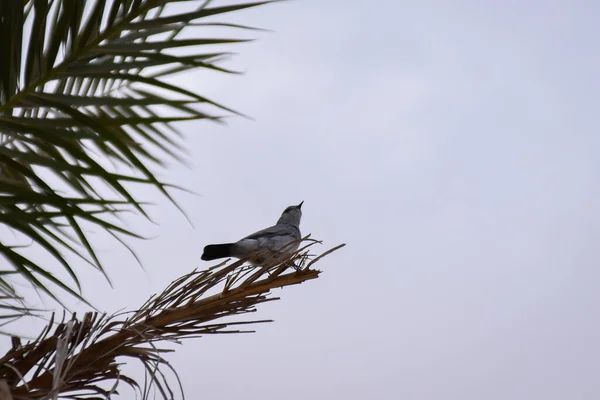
left=289, top=262, right=302, bottom=272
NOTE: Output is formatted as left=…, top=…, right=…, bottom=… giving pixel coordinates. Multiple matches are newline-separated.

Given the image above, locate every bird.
left=201, top=201, right=304, bottom=264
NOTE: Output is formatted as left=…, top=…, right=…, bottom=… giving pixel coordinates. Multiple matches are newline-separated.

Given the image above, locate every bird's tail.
left=201, top=243, right=234, bottom=261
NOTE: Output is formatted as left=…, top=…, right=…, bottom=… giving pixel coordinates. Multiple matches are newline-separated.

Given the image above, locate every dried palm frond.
left=0, top=239, right=345, bottom=400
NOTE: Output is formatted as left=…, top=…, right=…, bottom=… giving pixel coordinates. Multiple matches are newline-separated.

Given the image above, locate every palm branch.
left=0, top=0, right=274, bottom=316
left=0, top=241, right=345, bottom=400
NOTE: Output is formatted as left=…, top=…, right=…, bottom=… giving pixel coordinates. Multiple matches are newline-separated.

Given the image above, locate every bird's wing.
left=242, top=224, right=299, bottom=240
left=232, top=224, right=301, bottom=260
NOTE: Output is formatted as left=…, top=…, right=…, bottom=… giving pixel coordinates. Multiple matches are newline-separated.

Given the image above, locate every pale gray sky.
left=18, top=1, right=600, bottom=399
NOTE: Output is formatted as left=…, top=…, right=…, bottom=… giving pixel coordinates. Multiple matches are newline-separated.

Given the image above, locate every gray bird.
left=201, top=201, right=303, bottom=264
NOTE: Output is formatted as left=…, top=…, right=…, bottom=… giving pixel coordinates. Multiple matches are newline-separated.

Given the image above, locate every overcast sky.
left=17, top=1, right=600, bottom=399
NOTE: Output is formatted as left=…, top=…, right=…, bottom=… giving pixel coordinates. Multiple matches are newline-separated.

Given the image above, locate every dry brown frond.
left=0, top=239, right=345, bottom=400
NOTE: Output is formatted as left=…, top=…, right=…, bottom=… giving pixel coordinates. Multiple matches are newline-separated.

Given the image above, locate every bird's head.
left=277, top=201, right=303, bottom=226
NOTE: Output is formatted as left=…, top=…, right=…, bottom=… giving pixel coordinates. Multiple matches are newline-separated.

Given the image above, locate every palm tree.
left=0, top=1, right=343, bottom=399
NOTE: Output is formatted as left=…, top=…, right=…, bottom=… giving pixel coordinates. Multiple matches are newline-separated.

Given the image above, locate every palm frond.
left=0, top=240, right=345, bottom=400
left=0, top=0, right=275, bottom=314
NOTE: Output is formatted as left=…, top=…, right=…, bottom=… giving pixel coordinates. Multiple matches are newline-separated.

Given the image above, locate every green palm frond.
left=0, top=0, right=274, bottom=314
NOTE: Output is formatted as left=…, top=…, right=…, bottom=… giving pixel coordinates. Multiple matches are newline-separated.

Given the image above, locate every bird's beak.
left=298, top=201, right=304, bottom=209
